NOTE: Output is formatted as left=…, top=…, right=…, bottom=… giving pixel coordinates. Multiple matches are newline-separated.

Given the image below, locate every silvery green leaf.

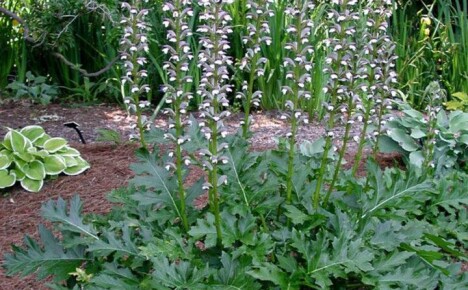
left=409, top=151, right=424, bottom=168
left=300, top=138, right=325, bottom=156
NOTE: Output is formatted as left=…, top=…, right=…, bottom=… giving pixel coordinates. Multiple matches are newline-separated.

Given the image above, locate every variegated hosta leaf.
left=10, top=130, right=32, bottom=153
left=63, top=155, right=78, bottom=167
left=0, top=169, right=16, bottom=189
left=34, top=134, right=51, bottom=147
left=13, top=168, right=25, bottom=181
left=58, top=147, right=81, bottom=157
left=20, top=177, right=44, bottom=192
left=13, top=151, right=35, bottom=162
left=28, top=147, right=49, bottom=158
left=20, top=125, right=46, bottom=143
left=43, top=138, right=68, bottom=153
left=23, top=160, right=46, bottom=181
left=44, top=155, right=67, bottom=175
left=2, top=130, right=15, bottom=151
left=63, top=157, right=90, bottom=176
left=0, top=153, right=13, bottom=170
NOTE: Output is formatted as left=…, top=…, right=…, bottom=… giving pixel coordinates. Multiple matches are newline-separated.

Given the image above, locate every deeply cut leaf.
left=3, top=224, right=87, bottom=281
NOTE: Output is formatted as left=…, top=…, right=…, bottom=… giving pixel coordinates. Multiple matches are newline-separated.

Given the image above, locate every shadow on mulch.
left=0, top=143, right=137, bottom=290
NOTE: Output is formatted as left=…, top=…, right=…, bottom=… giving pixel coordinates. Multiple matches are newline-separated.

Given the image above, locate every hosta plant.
left=0, top=126, right=90, bottom=192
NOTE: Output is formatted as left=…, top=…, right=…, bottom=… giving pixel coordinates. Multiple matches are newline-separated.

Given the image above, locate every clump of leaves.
left=3, top=133, right=468, bottom=289
left=6, top=71, right=59, bottom=105
left=96, top=128, right=123, bottom=146
left=445, top=92, right=468, bottom=112
left=379, top=106, right=468, bottom=173
left=0, top=125, right=89, bottom=192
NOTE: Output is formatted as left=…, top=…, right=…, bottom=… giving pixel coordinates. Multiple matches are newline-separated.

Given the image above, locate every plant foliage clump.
left=0, top=125, right=89, bottom=192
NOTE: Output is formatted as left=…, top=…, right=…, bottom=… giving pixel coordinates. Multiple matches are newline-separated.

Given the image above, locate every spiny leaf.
left=41, top=195, right=99, bottom=240
left=247, top=262, right=288, bottom=287
left=89, top=263, right=141, bottom=289
left=151, top=256, right=211, bottom=289
left=284, top=204, right=309, bottom=225
left=3, top=224, right=88, bottom=281
left=88, top=225, right=139, bottom=257
left=188, top=213, right=218, bottom=248
left=129, top=150, right=181, bottom=219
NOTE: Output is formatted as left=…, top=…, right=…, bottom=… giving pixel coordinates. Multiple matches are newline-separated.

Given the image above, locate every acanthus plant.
left=346, top=1, right=398, bottom=174
left=314, top=0, right=360, bottom=208
left=280, top=0, right=315, bottom=206
left=236, top=0, right=273, bottom=138
left=3, top=1, right=468, bottom=289
left=196, top=0, right=234, bottom=245
left=314, top=0, right=398, bottom=206
left=160, top=0, right=195, bottom=232
left=120, top=0, right=151, bottom=149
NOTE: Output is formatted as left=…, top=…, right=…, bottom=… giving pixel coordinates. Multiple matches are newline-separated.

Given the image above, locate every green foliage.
left=3, top=133, right=468, bottom=289
left=96, top=128, right=123, bottom=145
left=1, top=1, right=468, bottom=289
left=379, top=106, right=468, bottom=173
left=6, top=71, right=59, bottom=105
left=0, top=125, right=89, bottom=192
left=391, top=0, right=468, bottom=109
left=445, top=92, right=468, bottom=112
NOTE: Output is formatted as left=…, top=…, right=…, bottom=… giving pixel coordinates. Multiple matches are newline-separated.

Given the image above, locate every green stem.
left=130, top=5, right=147, bottom=150
left=209, top=122, right=222, bottom=244
left=371, top=99, right=385, bottom=159
left=286, top=116, right=297, bottom=204
left=175, top=108, right=188, bottom=231
left=352, top=99, right=372, bottom=176
left=173, top=0, right=188, bottom=232
left=285, top=0, right=303, bottom=206
left=207, top=3, right=222, bottom=245
left=313, top=86, right=338, bottom=209
left=313, top=133, right=332, bottom=209
left=242, top=58, right=258, bottom=138
left=324, top=99, right=354, bottom=205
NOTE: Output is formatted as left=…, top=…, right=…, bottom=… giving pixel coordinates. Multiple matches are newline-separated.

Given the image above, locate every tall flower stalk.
left=313, top=0, right=358, bottom=208
left=160, top=0, right=194, bottom=232
left=421, top=81, right=445, bottom=176
left=197, top=0, right=233, bottom=245
left=280, top=0, right=314, bottom=206
left=120, top=1, right=150, bottom=149
left=237, top=0, right=272, bottom=138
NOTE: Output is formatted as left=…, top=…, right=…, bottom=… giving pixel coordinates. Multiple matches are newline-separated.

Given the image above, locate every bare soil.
left=0, top=101, right=403, bottom=289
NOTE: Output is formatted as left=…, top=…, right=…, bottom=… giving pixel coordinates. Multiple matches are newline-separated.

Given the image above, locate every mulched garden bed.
left=0, top=100, right=405, bottom=289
